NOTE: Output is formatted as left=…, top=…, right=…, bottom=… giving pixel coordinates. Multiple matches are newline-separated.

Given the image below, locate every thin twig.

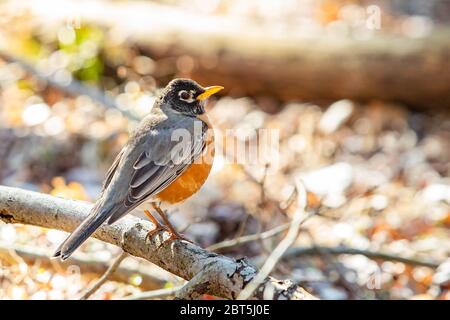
left=303, top=230, right=361, bottom=299
left=224, top=151, right=287, bottom=217
left=0, top=185, right=315, bottom=300
left=257, top=163, right=269, bottom=208
left=282, top=245, right=441, bottom=269
left=280, top=187, right=298, bottom=211
left=123, top=286, right=184, bottom=300
left=238, top=179, right=310, bottom=300
left=0, top=241, right=166, bottom=290
left=206, top=222, right=292, bottom=252
left=80, top=250, right=129, bottom=300
left=234, top=213, right=251, bottom=239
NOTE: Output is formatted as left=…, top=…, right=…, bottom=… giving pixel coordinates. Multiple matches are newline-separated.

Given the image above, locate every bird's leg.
left=151, top=202, right=192, bottom=244
left=143, top=209, right=169, bottom=241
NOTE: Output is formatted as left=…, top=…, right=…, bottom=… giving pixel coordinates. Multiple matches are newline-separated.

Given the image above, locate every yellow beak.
left=196, top=85, right=224, bottom=101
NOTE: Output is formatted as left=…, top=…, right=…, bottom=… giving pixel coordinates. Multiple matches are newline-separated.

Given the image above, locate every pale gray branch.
left=206, top=222, right=291, bottom=252
left=283, top=245, right=441, bottom=269
left=124, top=286, right=183, bottom=300
left=238, top=179, right=311, bottom=300
left=0, top=185, right=316, bottom=300
left=0, top=241, right=167, bottom=290
left=80, top=250, right=128, bottom=300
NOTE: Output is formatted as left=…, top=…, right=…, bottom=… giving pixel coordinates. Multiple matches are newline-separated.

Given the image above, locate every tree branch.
left=238, top=179, right=309, bottom=300
left=0, top=185, right=316, bottom=300
left=124, top=286, right=184, bottom=300
left=206, top=222, right=291, bottom=252
left=0, top=241, right=167, bottom=290
left=282, top=245, right=441, bottom=269
left=80, top=250, right=128, bottom=300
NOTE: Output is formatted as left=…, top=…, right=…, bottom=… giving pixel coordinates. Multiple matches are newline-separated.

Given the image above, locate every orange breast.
left=155, top=115, right=214, bottom=204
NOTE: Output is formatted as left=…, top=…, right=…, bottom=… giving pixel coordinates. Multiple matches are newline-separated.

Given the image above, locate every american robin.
left=53, top=79, right=222, bottom=260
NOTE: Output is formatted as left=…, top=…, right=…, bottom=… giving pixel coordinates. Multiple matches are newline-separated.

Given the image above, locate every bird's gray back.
left=98, top=106, right=202, bottom=214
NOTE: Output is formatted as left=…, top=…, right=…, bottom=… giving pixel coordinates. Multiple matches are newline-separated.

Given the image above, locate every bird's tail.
left=53, top=202, right=111, bottom=260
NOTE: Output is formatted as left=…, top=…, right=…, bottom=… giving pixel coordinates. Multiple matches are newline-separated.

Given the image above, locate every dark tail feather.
left=53, top=204, right=111, bottom=260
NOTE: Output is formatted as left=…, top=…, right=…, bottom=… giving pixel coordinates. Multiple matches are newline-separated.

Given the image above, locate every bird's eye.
left=179, top=90, right=191, bottom=101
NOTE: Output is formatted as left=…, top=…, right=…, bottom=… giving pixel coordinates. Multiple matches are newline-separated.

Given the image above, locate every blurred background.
left=0, top=0, right=449, bottom=300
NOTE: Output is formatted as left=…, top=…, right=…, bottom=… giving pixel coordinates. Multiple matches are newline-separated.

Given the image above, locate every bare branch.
left=0, top=185, right=316, bottom=300
left=124, top=286, right=184, bottom=300
left=0, top=241, right=167, bottom=290
left=206, top=222, right=291, bottom=252
left=80, top=250, right=128, bottom=300
left=238, top=179, right=311, bottom=300
left=282, top=245, right=441, bottom=269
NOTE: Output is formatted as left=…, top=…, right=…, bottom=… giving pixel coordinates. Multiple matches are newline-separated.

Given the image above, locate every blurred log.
left=11, top=0, right=450, bottom=108
left=0, top=241, right=167, bottom=290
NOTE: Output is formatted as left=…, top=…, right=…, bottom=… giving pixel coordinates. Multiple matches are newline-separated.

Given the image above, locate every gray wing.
left=54, top=115, right=208, bottom=260
left=102, top=148, right=125, bottom=192
left=105, top=118, right=208, bottom=224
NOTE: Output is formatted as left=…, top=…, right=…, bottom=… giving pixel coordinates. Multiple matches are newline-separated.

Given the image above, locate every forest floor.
left=0, top=0, right=449, bottom=300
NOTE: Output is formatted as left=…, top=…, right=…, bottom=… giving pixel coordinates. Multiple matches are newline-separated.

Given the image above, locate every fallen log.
left=8, top=0, right=450, bottom=108
left=0, top=241, right=168, bottom=290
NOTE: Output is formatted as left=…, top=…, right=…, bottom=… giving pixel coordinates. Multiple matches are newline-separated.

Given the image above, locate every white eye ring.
left=178, top=90, right=195, bottom=103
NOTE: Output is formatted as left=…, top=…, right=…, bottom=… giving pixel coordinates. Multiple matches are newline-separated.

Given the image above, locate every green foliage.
left=59, top=25, right=105, bottom=83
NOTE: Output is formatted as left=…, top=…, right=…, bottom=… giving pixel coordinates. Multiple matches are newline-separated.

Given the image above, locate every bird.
left=53, top=78, right=223, bottom=260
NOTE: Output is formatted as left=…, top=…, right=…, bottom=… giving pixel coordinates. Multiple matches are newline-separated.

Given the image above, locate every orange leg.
left=143, top=209, right=169, bottom=241
left=151, top=203, right=192, bottom=244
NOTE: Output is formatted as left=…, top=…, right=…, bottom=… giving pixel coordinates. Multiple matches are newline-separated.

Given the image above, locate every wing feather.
left=54, top=113, right=209, bottom=260
left=102, top=148, right=124, bottom=191
left=107, top=120, right=208, bottom=224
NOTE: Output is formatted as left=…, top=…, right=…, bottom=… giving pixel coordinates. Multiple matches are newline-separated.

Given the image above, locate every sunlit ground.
left=0, top=0, right=449, bottom=300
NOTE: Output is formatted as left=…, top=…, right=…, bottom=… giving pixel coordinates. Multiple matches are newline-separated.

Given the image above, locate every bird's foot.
left=144, top=209, right=169, bottom=241
left=145, top=224, right=171, bottom=242
left=157, top=231, right=194, bottom=249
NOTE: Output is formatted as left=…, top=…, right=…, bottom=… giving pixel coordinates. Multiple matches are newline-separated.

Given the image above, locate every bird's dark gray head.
left=160, top=78, right=223, bottom=116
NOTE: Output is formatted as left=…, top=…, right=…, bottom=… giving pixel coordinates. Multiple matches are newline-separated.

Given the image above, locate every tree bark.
left=0, top=185, right=316, bottom=300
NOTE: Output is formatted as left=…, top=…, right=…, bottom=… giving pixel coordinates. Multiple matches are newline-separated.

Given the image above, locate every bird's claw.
left=156, top=231, right=194, bottom=249
left=145, top=224, right=170, bottom=242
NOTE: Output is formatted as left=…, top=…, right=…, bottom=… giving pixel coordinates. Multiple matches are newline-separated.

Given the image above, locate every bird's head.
left=160, top=78, right=223, bottom=116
